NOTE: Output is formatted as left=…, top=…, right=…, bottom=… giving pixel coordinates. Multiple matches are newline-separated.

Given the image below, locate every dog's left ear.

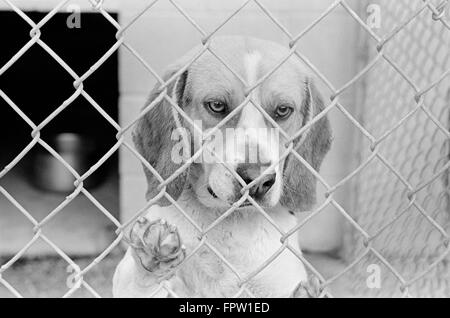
left=280, top=78, right=332, bottom=212
left=132, top=65, right=190, bottom=206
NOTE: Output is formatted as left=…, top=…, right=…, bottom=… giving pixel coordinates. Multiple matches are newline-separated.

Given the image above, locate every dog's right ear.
left=280, top=78, right=332, bottom=212
left=132, top=64, right=190, bottom=206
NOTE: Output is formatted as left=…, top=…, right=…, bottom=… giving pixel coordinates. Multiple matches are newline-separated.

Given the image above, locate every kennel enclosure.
left=0, top=0, right=449, bottom=297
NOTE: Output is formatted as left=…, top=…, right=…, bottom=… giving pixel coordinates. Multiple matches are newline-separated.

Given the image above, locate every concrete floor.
left=0, top=159, right=120, bottom=257
left=0, top=251, right=123, bottom=298
left=0, top=250, right=349, bottom=298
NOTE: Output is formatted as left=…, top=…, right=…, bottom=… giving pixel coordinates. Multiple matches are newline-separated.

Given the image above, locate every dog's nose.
left=236, top=164, right=276, bottom=199
left=253, top=173, right=276, bottom=198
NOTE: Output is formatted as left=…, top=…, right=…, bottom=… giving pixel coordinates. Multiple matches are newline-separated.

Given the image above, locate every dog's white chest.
left=149, top=203, right=307, bottom=297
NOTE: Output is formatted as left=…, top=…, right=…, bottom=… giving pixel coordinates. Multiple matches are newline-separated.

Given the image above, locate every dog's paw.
left=291, top=276, right=325, bottom=298
left=129, top=217, right=186, bottom=278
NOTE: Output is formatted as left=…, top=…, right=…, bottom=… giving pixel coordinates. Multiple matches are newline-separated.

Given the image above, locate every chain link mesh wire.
left=343, top=0, right=450, bottom=297
left=0, top=0, right=448, bottom=297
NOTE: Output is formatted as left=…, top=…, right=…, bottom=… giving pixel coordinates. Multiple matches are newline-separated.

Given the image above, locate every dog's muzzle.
left=235, top=163, right=276, bottom=200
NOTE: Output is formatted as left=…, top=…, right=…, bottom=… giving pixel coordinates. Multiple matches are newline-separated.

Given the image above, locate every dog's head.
left=133, top=36, right=332, bottom=212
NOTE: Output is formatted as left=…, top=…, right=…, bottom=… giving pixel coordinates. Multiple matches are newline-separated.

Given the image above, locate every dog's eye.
left=275, top=105, right=293, bottom=119
left=204, top=100, right=227, bottom=114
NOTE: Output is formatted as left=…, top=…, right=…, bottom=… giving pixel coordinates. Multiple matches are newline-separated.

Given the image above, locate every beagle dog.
left=113, top=36, right=332, bottom=298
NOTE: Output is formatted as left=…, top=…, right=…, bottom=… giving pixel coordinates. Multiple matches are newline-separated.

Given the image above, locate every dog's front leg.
left=130, top=217, right=186, bottom=276
left=290, top=276, right=325, bottom=298
left=113, top=217, right=186, bottom=297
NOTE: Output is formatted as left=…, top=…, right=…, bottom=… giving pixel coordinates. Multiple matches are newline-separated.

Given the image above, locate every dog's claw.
left=138, top=216, right=147, bottom=224
left=129, top=218, right=185, bottom=277
left=292, top=276, right=324, bottom=298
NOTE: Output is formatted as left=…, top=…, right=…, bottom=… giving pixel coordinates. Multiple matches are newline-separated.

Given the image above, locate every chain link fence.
left=343, top=0, right=450, bottom=297
left=0, top=0, right=449, bottom=297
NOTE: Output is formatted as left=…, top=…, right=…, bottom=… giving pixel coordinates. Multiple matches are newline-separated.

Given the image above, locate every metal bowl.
left=30, top=133, right=103, bottom=192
